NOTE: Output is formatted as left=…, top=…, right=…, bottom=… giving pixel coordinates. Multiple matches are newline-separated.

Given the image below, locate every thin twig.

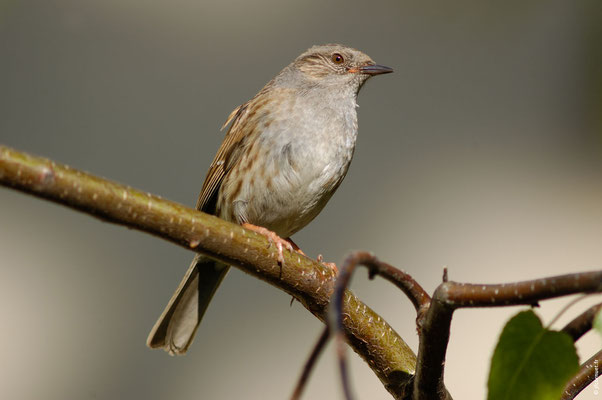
left=330, top=254, right=363, bottom=400
left=437, top=273, right=602, bottom=307
left=337, top=328, right=354, bottom=400
left=290, top=326, right=330, bottom=400
left=0, top=145, right=417, bottom=400
left=330, top=252, right=426, bottom=400
left=364, top=255, right=431, bottom=312
left=561, top=302, right=602, bottom=342
left=561, top=349, right=602, bottom=400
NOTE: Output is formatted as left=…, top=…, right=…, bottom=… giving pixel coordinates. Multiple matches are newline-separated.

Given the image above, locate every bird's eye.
left=331, top=53, right=345, bottom=64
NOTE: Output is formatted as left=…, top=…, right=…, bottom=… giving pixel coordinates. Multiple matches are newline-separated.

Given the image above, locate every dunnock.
left=147, top=44, right=392, bottom=355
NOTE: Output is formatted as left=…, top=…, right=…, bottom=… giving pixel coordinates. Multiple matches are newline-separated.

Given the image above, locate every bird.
left=147, top=43, right=392, bottom=355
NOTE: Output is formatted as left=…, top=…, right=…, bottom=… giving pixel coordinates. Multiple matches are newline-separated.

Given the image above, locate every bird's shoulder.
left=195, top=87, right=287, bottom=211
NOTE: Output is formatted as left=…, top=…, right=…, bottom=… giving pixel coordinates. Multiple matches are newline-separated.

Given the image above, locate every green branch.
left=0, top=144, right=416, bottom=399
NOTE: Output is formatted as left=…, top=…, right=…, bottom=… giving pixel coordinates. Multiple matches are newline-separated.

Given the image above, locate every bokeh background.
left=1, top=0, right=601, bottom=399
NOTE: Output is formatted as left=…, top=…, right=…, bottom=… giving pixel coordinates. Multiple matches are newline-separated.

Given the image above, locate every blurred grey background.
left=1, top=0, right=602, bottom=399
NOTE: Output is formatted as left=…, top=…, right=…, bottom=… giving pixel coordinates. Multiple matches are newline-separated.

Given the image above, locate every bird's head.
left=291, top=44, right=393, bottom=93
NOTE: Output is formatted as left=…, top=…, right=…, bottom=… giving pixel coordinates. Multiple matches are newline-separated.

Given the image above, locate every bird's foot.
left=317, top=254, right=338, bottom=275
left=242, top=223, right=294, bottom=265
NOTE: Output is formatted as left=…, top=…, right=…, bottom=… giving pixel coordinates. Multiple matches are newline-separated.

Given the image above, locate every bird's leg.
left=242, top=223, right=295, bottom=265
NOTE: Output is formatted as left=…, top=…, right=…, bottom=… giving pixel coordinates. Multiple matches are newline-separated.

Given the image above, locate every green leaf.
left=594, top=307, right=602, bottom=337
left=487, top=310, right=579, bottom=400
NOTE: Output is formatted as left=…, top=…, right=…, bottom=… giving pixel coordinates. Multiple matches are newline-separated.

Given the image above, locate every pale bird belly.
left=219, top=147, right=350, bottom=238
left=246, top=168, right=339, bottom=237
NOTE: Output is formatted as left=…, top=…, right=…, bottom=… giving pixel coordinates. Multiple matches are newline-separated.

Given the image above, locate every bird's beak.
left=350, top=63, right=393, bottom=75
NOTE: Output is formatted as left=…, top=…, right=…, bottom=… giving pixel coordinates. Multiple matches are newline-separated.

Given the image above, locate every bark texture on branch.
left=0, top=145, right=416, bottom=399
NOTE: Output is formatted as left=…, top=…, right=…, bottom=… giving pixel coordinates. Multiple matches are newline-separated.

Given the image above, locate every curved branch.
left=330, top=252, right=428, bottom=400
left=561, top=349, right=602, bottom=400
left=561, top=303, right=602, bottom=342
left=0, top=145, right=416, bottom=399
left=438, top=275, right=602, bottom=307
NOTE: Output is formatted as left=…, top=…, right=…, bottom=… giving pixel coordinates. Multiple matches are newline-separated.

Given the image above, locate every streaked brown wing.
left=195, top=102, right=249, bottom=213
left=195, top=78, right=281, bottom=213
